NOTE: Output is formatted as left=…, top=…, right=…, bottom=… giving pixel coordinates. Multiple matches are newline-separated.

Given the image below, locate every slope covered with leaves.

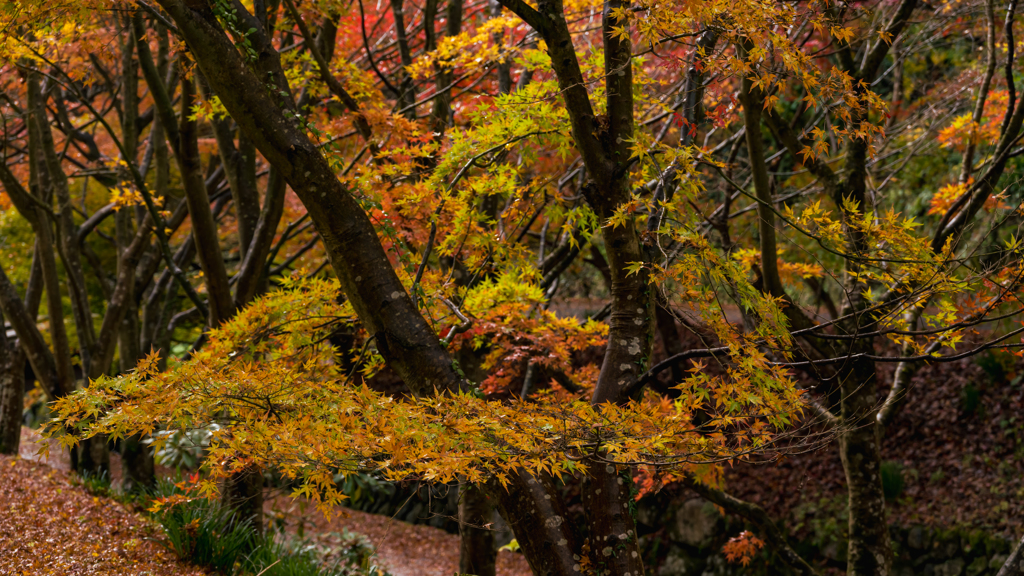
left=725, top=344, right=1024, bottom=539
left=0, top=455, right=206, bottom=576
left=5, top=428, right=528, bottom=576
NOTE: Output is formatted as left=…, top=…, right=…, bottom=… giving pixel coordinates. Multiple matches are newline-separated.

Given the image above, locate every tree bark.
left=211, top=118, right=260, bottom=256
left=492, top=470, right=580, bottom=576
left=0, top=317, right=25, bottom=455
left=654, top=299, right=685, bottom=387
left=120, top=435, right=155, bottom=493
left=24, top=71, right=75, bottom=401
left=34, top=80, right=96, bottom=376
left=739, top=50, right=784, bottom=298
left=389, top=0, right=417, bottom=117
left=233, top=168, right=286, bottom=307
left=429, top=0, right=464, bottom=132
left=751, top=6, right=928, bottom=570
left=222, top=465, right=264, bottom=537
left=0, top=264, right=61, bottom=401
left=178, top=74, right=235, bottom=326
left=839, top=358, right=892, bottom=576
left=491, top=0, right=650, bottom=570
left=459, top=484, right=496, bottom=576
left=583, top=463, right=644, bottom=576
left=0, top=249, right=44, bottom=456
left=152, top=0, right=465, bottom=396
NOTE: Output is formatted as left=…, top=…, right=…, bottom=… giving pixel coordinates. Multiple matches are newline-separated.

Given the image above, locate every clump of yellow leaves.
left=48, top=275, right=808, bottom=514
left=937, top=90, right=1010, bottom=151
left=732, top=248, right=824, bottom=286
left=929, top=179, right=1008, bottom=217
left=781, top=194, right=1023, bottom=358
left=455, top=271, right=609, bottom=395
left=407, top=15, right=519, bottom=80
left=109, top=185, right=143, bottom=211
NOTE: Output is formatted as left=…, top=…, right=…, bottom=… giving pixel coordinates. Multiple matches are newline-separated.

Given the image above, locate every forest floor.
left=0, top=453, right=205, bottom=576
left=5, top=427, right=530, bottom=576
left=722, top=345, right=1024, bottom=539
left=263, top=492, right=531, bottom=576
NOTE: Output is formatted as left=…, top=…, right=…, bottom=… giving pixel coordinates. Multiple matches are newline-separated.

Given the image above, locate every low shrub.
left=881, top=460, right=905, bottom=501
left=150, top=479, right=389, bottom=575
left=317, top=530, right=391, bottom=576
left=151, top=424, right=222, bottom=469
left=242, top=540, right=329, bottom=576
left=151, top=492, right=257, bottom=573
left=71, top=470, right=112, bottom=498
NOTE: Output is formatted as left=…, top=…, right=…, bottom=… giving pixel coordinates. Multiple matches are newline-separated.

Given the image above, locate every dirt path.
left=265, top=491, right=533, bottom=576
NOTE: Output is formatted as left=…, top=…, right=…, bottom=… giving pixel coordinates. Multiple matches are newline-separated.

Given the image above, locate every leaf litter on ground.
left=0, top=454, right=208, bottom=576
left=8, top=427, right=532, bottom=575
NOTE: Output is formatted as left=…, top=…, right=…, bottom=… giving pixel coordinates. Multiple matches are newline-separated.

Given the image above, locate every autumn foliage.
left=3, top=0, right=1024, bottom=573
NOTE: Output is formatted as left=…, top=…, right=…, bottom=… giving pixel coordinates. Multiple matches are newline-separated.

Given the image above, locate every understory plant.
left=150, top=478, right=389, bottom=575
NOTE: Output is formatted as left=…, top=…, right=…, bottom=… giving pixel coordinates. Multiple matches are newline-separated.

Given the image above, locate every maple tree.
left=3, top=0, right=1024, bottom=574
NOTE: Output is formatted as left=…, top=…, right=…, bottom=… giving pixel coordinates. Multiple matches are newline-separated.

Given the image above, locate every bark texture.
left=0, top=332, right=25, bottom=455
left=152, top=0, right=465, bottom=397
left=493, top=470, right=579, bottom=576
left=458, top=485, right=496, bottom=576
left=222, top=466, right=264, bottom=537
left=839, top=359, right=892, bottom=576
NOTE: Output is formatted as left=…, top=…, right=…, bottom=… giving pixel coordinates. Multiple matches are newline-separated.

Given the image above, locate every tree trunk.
left=77, top=436, right=111, bottom=476
left=152, top=0, right=465, bottom=396
left=0, top=332, right=25, bottom=455
left=654, top=299, right=685, bottom=387
left=459, top=484, right=496, bottom=576
left=121, top=436, right=155, bottom=493
left=179, top=75, right=235, bottom=327
left=26, top=71, right=74, bottom=402
left=428, top=0, right=464, bottom=132
left=840, top=357, right=892, bottom=576
left=492, top=470, right=580, bottom=576
left=222, top=466, right=264, bottom=537
left=583, top=463, right=644, bottom=576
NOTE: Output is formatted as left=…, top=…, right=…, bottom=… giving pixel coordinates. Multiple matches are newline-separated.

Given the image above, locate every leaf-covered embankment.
left=0, top=455, right=206, bottom=576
